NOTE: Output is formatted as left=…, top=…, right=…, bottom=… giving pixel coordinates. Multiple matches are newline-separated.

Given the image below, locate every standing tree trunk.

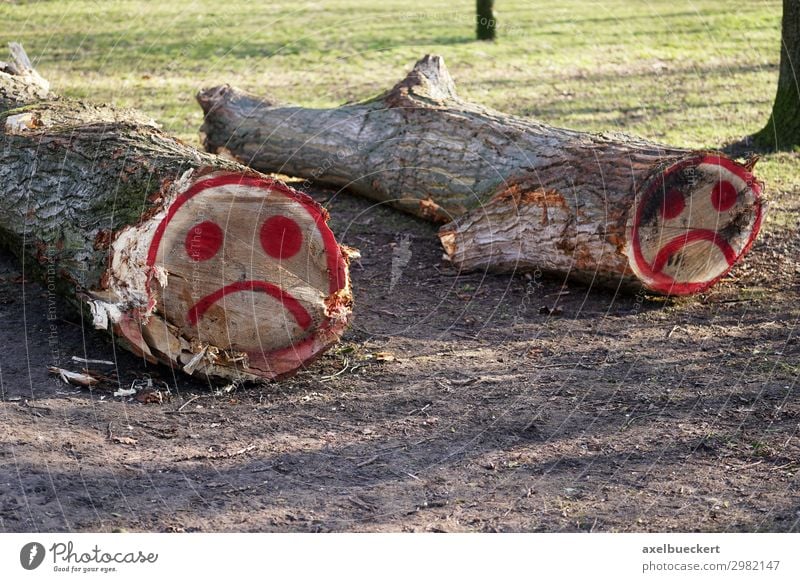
left=198, top=55, right=765, bottom=296
left=0, top=44, right=353, bottom=382
left=476, top=0, right=496, bottom=41
left=755, top=0, right=800, bottom=150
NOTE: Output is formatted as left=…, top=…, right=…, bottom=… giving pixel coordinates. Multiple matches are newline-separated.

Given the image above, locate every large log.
left=0, top=44, right=353, bottom=382
left=197, top=55, right=764, bottom=295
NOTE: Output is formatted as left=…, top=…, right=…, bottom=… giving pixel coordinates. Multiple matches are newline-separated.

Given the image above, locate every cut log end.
left=112, top=172, right=352, bottom=381
left=627, top=155, right=764, bottom=295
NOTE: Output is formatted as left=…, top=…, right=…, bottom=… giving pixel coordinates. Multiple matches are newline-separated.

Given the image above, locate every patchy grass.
left=3, top=1, right=798, bottom=258
left=3, top=1, right=797, bottom=204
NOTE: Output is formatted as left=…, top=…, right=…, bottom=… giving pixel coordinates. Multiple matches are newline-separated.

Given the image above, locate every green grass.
left=3, top=0, right=799, bottom=214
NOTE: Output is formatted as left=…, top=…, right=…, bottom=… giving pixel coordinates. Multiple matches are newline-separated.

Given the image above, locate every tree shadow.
left=3, top=374, right=797, bottom=532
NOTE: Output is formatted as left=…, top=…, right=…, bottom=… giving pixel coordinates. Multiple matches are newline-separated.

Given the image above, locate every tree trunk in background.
left=198, top=55, right=765, bottom=296
left=476, top=0, right=496, bottom=41
left=0, top=43, right=353, bottom=382
left=755, top=0, right=800, bottom=150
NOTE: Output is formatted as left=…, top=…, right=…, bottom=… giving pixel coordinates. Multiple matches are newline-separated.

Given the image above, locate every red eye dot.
left=184, top=220, right=224, bottom=262
left=711, top=180, right=738, bottom=212
left=660, top=188, right=685, bottom=220
left=260, top=215, right=303, bottom=259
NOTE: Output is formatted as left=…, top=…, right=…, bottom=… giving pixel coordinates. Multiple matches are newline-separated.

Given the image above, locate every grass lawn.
left=3, top=0, right=797, bottom=216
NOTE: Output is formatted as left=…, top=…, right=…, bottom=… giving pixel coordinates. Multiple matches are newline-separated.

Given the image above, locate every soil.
left=1, top=181, right=798, bottom=533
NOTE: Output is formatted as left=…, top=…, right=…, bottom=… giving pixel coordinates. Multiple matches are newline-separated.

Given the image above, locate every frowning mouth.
left=186, top=280, right=312, bottom=329
left=650, top=229, right=737, bottom=275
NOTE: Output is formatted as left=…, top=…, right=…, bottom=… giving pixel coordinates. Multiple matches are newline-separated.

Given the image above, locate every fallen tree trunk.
left=0, top=43, right=353, bottom=382
left=198, top=55, right=764, bottom=295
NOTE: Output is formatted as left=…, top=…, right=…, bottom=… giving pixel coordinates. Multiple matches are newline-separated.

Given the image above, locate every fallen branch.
left=198, top=55, right=764, bottom=295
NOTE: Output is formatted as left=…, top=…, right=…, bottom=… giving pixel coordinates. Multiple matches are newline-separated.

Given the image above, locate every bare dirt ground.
left=1, top=182, right=798, bottom=533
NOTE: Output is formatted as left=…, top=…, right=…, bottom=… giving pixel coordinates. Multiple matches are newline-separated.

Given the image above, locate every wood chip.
left=71, top=356, right=115, bottom=366
left=47, top=366, right=99, bottom=387
left=113, top=387, right=137, bottom=397
left=112, top=436, right=138, bottom=446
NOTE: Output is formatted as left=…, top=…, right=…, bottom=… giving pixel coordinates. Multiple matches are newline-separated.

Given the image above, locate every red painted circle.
left=184, top=220, right=224, bottom=261
left=146, top=174, right=349, bottom=375
left=711, top=180, right=738, bottom=212
left=660, top=188, right=686, bottom=219
left=260, top=215, right=303, bottom=259
left=629, top=155, right=763, bottom=296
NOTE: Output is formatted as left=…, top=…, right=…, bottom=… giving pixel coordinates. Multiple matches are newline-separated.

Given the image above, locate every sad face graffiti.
left=629, top=155, right=763, bottom=295
left=146, top=174, right=346, bottom=363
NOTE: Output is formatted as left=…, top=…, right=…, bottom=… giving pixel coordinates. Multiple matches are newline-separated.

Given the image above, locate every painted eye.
left=660, top=188, right=685, bottom=219
left=184, top=220, right=224, bottom=261
left=260, top=215, right=303, bottom=259
left=711, top=180, right=737, bottom=212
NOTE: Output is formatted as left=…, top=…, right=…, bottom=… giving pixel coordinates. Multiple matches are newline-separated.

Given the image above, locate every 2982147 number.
left=729, top=560, right=780, bottom=571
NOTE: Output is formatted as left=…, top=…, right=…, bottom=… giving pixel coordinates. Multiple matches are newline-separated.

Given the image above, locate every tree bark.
left=198, top=55, right=765, bottom=296
left=476, top=0, right=496, bottom=41
left=755, top=0, right=800, bottom=150
left=0, top=43, right=353, bottom=382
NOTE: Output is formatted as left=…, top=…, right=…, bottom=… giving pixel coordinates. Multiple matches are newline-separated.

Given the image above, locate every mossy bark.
left=0, top=73, right=241, bottom=304
left=754, top=0, right=800, bottom=150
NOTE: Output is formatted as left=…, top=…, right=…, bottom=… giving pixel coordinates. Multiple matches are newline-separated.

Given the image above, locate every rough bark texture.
left=0, top=43, right=353, bottom=382
left=755, top=0, right=800, bottom=150
left=198, top=55, right=765, bottom=296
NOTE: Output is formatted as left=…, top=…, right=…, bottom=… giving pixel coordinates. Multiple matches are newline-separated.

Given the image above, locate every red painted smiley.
left=146, top=174, right=346, bottom=360
left=629, top=155, right=763, bottom=295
